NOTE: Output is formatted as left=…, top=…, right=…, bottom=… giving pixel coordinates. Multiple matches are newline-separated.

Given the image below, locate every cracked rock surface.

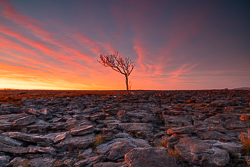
left=0, top=90, right=250, bottom=167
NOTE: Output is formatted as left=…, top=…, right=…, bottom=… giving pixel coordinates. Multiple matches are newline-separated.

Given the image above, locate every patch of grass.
left=17, top=160, right=31, bottom=167
left=167, top=148, right=182, bottom=162
left=66, top=124, right=75, bottom=131
left=52, top=161, right=63, bottom=167
left=159, top=138, right=168, bottom=147
left=93, top=150, right=102, bottom=155
left=89, top=134, right=105, bottom=148
left=77, top=153, right=85, bottom=160
left=158, top=138, right=183, bottom=162
left=239, top=129, right=250, bottom=155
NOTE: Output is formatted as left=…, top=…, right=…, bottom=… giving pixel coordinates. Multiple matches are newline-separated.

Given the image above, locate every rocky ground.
left=0, top=90, right=250, bottom=167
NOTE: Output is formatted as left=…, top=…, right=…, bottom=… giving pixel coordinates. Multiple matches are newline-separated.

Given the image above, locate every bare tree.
left=98, top=52, right=135, bottom=94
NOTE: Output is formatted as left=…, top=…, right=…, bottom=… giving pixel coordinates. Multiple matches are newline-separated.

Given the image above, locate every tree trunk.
left=125, top=75, right=129, bottom=95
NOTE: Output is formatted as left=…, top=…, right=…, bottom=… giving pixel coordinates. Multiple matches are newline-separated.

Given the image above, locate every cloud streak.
left=0, top=0, right=249, bottom=90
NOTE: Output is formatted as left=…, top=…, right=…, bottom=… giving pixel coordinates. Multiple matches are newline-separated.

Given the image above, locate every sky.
left=0, top=0, right=249, bottom=90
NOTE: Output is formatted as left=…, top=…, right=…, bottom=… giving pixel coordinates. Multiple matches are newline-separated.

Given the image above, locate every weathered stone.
left=210, top=100, right=229, bottom=107
left=175, top=137, right=212, bottom=165
left=197, top=131, right=232, bottom=141
left=13, top=115, right=37, bottom=126
left=29, top=157, right=56, bottom=167
left=102, top=108, right=118, bottom=116
left=0, top=121, right=13, bottom=130
left=40, top=108, right=48, bottom=115
left=213, top=141, right=242, bottom=153
left=28, top=146, right=56, bottom=155
left=125, top=147, right=180, bottom=167
left=56, top=136, right=95, bottom=149
left=126, top=112, right=147, bottom=119
left=70, top=125, right=94, bottom=136
left=0, top=136, right=24, bottom=147
left=120, top=123, right=153, bottom=132
left=200, top=148, right=229, bottom=166
left=28, top=108, right=40, bottom=116
left=94, top=161, right=128, bottom=167
left=167, top=125, right=196, bottom=135
left=73, top=155, right=105, bottom=167
left=5, top=157, right=26, bottom=167
left=26, top=120, right=51, bottom=132
left=107, top=142, right=136, bottom=161
left=96, top=138, right=150, bottom=155
left=54, top=132, right=69, bottom=143
left=0, top=147, right=29, bottom=154
left=0, top=156, right=10, bottom=167
left=164, top=115, right=192, bottom=127
left=208, top=126, right=228, bottom=133
left=3, top=132, right=55, bottom=146
left=225, top=119, right=247, bottom=130
left=21, top=99, right=35, bottom=105
left=0, top=113, right=27, bottom=121
left=115, top=133, right=132, bottom=138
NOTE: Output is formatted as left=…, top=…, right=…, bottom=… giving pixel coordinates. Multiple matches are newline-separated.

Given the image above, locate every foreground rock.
left=0, top=89, right=249, bottom=167
left=125, top=147, right=180, bottom=167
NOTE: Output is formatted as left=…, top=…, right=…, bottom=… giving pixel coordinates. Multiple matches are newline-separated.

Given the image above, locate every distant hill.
left=233, top=87, right=250, bottom=90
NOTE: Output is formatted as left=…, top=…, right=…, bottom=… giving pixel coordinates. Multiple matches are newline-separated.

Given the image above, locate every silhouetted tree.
left=98, top=52, right=135, bottom=94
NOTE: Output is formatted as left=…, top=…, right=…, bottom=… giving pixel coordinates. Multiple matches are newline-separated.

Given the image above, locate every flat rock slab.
left=0, top=136, right=24, bottom=147
left=212, top=141, right=242, bottom=153
left=197, top=131, right=232, bottom=141
left=70, top=125, right=94, bottom=136
left=94, top=161, right=128, bottom=167
left=13, top=115, right=37, bottom=126
left=5, top=157, right=26, bottom=167
left=3, top=132, right=53, bottom=146
left=175, top=137, right=212, bottom=165
left=56, top=136, right=95, bottom=149
left=73, top=155, right=105, bottom=167
left=53, top=132, right=69, bottom=143
left=107, top=141, right=137, bottom=161
left=0, top=147, right=29, bottom=154
left=175, top=137, right=230, bottom=166
left=120, top=123, right=153, bottom=132
left=125, top=147, right=180, bottom=167
left=0, top=156, right=10, bottom=167
left=29, top=157, right=56, bottom=167
left=167, top=125, right=196, bottom=135
left=200, top=147, right=229, bottom=166
left=0, top=114, right=27, bottom=122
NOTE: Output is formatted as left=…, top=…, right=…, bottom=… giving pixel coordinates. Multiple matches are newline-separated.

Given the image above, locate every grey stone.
left=197, top=131, right=232, bottom=141
left=200, top=148, right=229, bottom=166
left=120, top=123, right=153, bottom=132
left=70, top=125, right=94, bottom=136
left=13, top=115, right=37, bottom=126
left=213, top=141, right=242, bottom=153
left=5, top=157, right=26, bottom=167
left=73, top=155, right=105, bottom=167
left=54, top=132, right=69, bottom=143
left=29, top=157, right=56, bottom=167
left=125, top=147, right=180, bottom=167
left=107, top=142, right=137, bottom=161
left=56, top=136, right=95, bottom=149
left=94, top=161, right=128, bottom=167
left=0, top=136, right=24, bottom=147
left=167, top=125, right=196, bottom=135
left=0, top=156, right=10, bottom=167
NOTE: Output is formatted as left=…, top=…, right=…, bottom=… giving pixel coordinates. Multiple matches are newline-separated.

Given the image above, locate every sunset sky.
left=0, top=0, right=249, bottom=90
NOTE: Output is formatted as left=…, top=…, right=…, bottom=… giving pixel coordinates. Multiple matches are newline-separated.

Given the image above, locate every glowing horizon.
left=0, top=0, right=249, bottom=90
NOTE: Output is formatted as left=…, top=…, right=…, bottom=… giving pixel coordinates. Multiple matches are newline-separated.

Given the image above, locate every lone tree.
left=98, top=52, right=135, bottom=94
